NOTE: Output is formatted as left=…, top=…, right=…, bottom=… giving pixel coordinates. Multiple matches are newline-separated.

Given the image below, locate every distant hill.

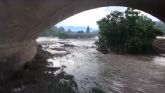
left=62, top=26, right=97, bottom=32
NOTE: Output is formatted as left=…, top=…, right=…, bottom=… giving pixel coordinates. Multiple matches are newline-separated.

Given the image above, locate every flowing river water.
left=37, top=37, right=165, bottom=93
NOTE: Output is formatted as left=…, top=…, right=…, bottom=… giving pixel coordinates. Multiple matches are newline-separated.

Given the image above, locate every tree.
left=67, top=29, right=72, bottom=33
left=58, top=27, right=65, bottom=32
left=78, top=31, right=84, bottom=33
left=40, top=26, right=98, bottom=39
left=96, top=8, right=162, bottom=54
left=40, top=26, right=58, bottom=37
left=86, top=26, right=90, bottom=33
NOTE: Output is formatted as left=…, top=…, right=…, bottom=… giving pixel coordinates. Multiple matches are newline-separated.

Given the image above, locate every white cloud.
left=56, top=6, right=160, bottom=29
left=56, top=7, right=109, bottom=29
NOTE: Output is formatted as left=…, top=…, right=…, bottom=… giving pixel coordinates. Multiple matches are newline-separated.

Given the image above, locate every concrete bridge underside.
left=0, top=0, right=165, bottom=71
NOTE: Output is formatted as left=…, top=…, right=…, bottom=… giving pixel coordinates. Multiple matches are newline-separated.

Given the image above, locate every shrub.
left=97, top=8, right=162, bottom=54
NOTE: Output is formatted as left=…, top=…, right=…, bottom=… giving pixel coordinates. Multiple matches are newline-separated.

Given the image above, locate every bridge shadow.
left=0, top=46, right=78, bottom=93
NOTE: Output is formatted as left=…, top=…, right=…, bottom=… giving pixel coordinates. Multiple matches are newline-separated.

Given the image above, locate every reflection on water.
left=37, top=37, right=165, bottom=93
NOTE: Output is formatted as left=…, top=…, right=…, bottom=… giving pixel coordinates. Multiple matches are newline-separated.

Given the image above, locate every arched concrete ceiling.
left=0, top=0, right=165, bottom=44
left=0, top=0, right=164, bottom=68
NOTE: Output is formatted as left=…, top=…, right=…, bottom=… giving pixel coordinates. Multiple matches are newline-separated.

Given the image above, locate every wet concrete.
left=37, top=37, right=165, bottom=93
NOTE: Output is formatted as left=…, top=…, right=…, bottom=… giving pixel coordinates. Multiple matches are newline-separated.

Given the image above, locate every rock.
left=54, top=51, right=70, bottom=57
left=58, top=41, right=70, bottom=44
left=63, top=43, right=75, bottom=47
left=91, top=46, right=96, bottom=48
left=0, top=45, right=79, bottom=93
left=51, top=47, right=66, bottom=51
left=36, top=45, right=53, bottom=59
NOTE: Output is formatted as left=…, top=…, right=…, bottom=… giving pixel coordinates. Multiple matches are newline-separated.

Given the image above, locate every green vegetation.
left=86, top=26, right=90, bottom=33
left=96, top=8, right=163, bottom=54
left=41, top=26, right=98, bottom=39
left=155, top=21, right=165, bottom=33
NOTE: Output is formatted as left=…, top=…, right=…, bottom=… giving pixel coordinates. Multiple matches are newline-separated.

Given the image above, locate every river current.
left=37, top=37, right=165, bottom=93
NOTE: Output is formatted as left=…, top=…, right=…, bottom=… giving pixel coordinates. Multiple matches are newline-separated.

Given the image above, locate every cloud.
left=56, top=7, right=109, bottom=29
left=56, top=6, right=159, bottom=29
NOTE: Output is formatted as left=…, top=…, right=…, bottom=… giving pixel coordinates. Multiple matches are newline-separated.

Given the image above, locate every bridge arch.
left=0, top=0, right=164, bottom=69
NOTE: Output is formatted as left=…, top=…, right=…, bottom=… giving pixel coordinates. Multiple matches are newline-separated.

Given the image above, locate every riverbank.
left=0, top=45, right=79, bottom=93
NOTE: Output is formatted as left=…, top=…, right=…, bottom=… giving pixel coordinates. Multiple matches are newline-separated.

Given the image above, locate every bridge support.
left=0, top=0, right=164, bottom=78
left=0, top=41, right=37, bottom=79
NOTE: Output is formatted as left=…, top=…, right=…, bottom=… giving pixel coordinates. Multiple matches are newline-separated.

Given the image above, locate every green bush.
left=97, top=8, right=162, bottom=54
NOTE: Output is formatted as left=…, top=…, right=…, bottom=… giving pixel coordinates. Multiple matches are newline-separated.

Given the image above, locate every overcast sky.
left=56, top=6, right=159, bottom=29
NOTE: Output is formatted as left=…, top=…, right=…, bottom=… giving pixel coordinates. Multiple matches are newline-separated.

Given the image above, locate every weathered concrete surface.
left=0, top=0, right=165, bottom=68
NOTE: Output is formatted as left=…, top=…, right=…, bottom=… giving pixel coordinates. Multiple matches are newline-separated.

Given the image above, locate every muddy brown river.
left=37, top=37, right=165, bottom=93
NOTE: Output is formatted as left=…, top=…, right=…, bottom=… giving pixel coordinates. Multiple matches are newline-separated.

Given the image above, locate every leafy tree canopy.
left=96, top=8, right=163, bottom=54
